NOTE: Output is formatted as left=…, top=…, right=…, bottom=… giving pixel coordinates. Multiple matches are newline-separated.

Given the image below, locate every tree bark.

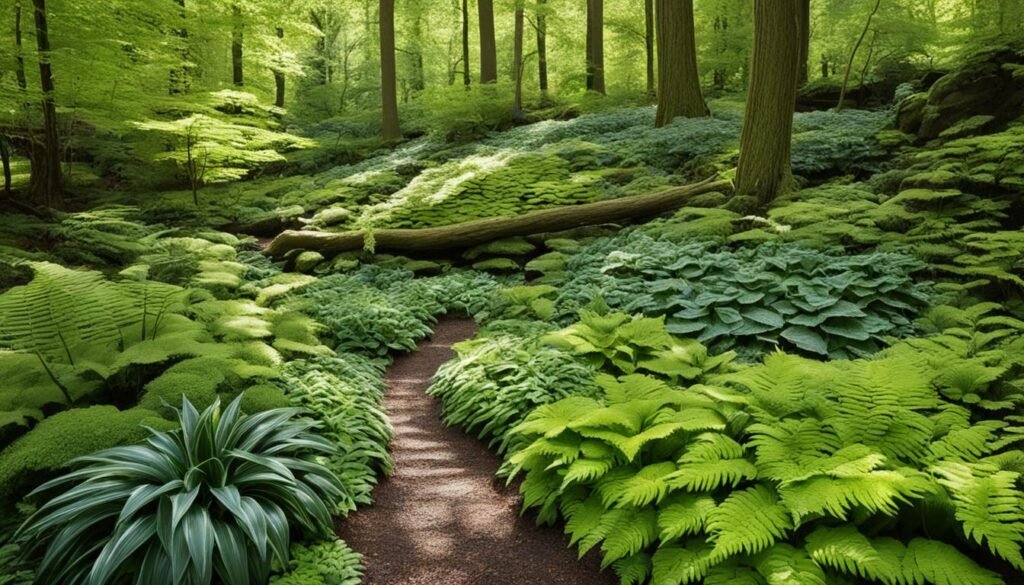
left=585, top=0, right=605, bottom=94
left=798, top=0, right=810, bottom=85
left=29, top=0, right=63, bottom=208
left=231, top=4, right=244, bottom=87
left=1, top=138, right=11, bottom=197
left=735, top=0, right=801, bottom=207
left=837, top=0, right=881, bottom=111
left=461, top=0, right=471, bottom=86
left=645, top=0, right=655, bottom=99
left=655, top=0, right=707, bottom=127
left=15, top=0, right=28, bottom=91
left=266, top=177, right=730, bottom=258
left=536, top=0, right=549, bottom=95
left=478, top=0, right=497, bottom=83
left=274, top=27, right=286, bottom=107
left=513, top=6, right=525, bottom=120
left=169, top=0, right=190, bottom=95
left=379, top=0, right=401, bottom=141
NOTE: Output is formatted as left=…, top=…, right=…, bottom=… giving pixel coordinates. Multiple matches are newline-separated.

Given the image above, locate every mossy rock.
left=239, top=384, right=292, bottom=413
left=525, top=252, right=568, bottom=275
left=541, top=238, right=584, bottom=253
left=471, top=257, right=521, bottom=272
left=311, top=206, right=353, bottom=228
left=295, top=251, right=325, bottom=273
left=939, top=115, right=996, bottom=139
left=0, top=406, right=175, bottom=500
left=463, top=237, right=537, bottom=260
left=899, top=170, right=961, bottom=190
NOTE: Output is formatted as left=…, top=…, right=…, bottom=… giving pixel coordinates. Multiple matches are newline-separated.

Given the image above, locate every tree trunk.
left=585, top=0, right=605, bottom=94
left=29, top=0, right=63, bottom=208
left=478, top=0, right=497, bottom=83
left=837, top=0, right=881, bottom=112
left=645, top=0, right=655, bottom=99
left=231, top=4, right=244, bottom=87
left=735, top=0, right=801, bottom=207
left=537, top=0, right=549, bottom=95
left=798, top=0, right=810, bottom=85
left=169, top=0, right=190, bottom=95
left=461, top=0, right=471, bottom=86
left=1, top=139, right=11, bottom=197
left=655, top=0, right=707, bottom=127
left=379, top=0, right=401, bottom=141
left=267, top=177, right=730, bottom=258
left=274, top=27, right=286, bottom=107
left=15, top=0, right=28, bottom=91
left=513, top=6, right=525, bottom=120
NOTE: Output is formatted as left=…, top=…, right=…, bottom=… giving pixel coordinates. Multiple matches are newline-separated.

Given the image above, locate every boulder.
left=899, top=44, right=1024, bottom=140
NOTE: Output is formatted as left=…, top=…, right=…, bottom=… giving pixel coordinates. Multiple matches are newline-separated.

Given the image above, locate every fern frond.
left=706, top=484, right=792, bottom=561
left=933, top=461, right=1024, bottom=569
left=657, top=493, right=716, bottom=542
left=753, top=543, right=827, bottom=585
left=650, top=539, right=715, bottom=585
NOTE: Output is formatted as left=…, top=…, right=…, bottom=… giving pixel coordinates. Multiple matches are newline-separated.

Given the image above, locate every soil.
left=337, top=317, right=618, bottom=585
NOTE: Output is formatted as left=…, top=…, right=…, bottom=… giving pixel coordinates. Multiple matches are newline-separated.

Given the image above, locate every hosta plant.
left=16, top=397, right=342, bottom=585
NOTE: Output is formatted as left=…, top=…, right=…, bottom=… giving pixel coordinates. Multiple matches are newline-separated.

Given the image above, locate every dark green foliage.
left=552, top=234, right=933, bottom=359
left=16, top=398, right=342, bottom=585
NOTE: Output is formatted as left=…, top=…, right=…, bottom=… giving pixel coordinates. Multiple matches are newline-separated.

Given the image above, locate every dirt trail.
left=338, top=317, right=616, bottom=585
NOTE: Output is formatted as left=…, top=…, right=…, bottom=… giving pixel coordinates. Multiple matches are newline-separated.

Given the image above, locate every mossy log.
left=265, top=176, right=731, bottom=259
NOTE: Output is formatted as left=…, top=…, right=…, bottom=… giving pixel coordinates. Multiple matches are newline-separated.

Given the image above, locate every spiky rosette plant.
left=16, top=397, right=343, bottom=585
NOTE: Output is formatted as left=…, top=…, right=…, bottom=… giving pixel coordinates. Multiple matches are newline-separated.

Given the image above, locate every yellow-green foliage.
left=501, top=314, right=1024, bottom=584
left=270, top=538, right=364, bottom=585
left=0, top=406, right=175, bottom=498
left=356, top=151, right=603, bottom=229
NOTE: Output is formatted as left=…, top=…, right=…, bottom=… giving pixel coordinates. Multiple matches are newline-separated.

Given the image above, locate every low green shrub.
left=17, top=397, right=342, bottom=585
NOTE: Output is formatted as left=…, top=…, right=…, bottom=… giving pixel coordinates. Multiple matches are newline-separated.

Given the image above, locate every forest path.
left=337, top=316, right=616, bottom=585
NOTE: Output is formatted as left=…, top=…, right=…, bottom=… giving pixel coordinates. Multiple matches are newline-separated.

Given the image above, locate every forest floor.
left=337, top=317, right=615, bottom=585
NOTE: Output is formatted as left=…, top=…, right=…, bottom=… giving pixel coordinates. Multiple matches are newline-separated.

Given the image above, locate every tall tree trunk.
left=645, top=0, right=655, bottom=99
left=169, top=0, right=190, bottom=94
left=15, top=0, right=28, bottom=91
left=410, top=11, right=425, bottom=92
left=1, top=139, right=11, bottom=197
left=798, top=0, right=810, bottom=85
left=655, top=0, right=707, bottom=127
left=478, top=0, right=497, bottom=83
left=735, top=0, right=801, bottom=207
left=513, top=5, right=525, bottom=120
left=379, top=0, right=401, bottom=141
left=232, top=4, right=244, bottom=87
left=310, top=10, right=330, bottom=85
left=29, top=0, right=63, bottom=208
left=585, top=0, right=605, bottom=94
left=536, top=0, right=549, bottom=95
left=837, top=0, right=881, bottom=111
left=461, top=0, right=471, bottom=86
left=274, top=27, right=286, bottom=107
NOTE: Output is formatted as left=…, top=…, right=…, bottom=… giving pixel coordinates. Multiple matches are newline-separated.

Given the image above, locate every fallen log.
left=266, top=175, right=732, bottom=259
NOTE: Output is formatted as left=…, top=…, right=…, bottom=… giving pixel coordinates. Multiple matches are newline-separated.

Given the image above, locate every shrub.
left=17, top=397, right=342, bottom=585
